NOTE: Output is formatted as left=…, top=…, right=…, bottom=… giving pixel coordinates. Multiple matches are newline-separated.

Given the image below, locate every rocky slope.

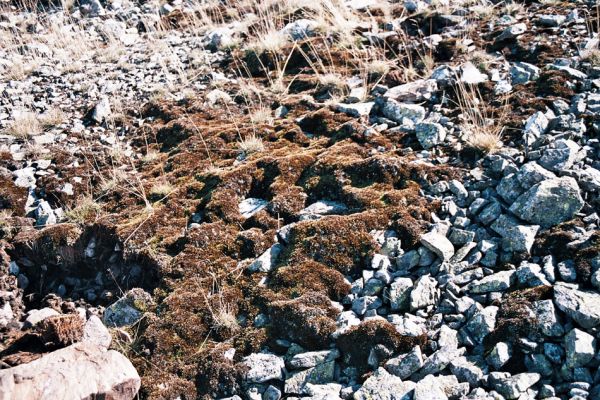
left=0, top=0, right=599, bottom=399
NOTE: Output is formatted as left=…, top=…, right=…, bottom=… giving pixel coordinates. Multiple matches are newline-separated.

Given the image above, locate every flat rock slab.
left=0, top=342, right=140, bottom=400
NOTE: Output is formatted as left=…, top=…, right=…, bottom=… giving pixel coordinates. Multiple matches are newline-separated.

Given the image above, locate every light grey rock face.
left=335, top=102, right=374, bottom=118
left=24, top=307, right=59, bottom=328
left=464, top=306, right=498, bottom=344
left=12, top=167, right=36, bottom=188
left=469, top=270, right=515, bottom=294
left=515, top=162, right=555, bottom=189
left=486, top=342, right=512, bottom=370
left=247, top=243, right=283, bottom=273
left=388, top=278, right=413, bottom=311
left=91, top=96, right=111, bottom=124
left=35, top=200, right=58, bottom=226
left=83, top=315, right=112, bottom=349
left=103, top=289, right=153, bottom=328
left=353, top=367, right=415, bottom=400
left=538, top=139, right=581, bottom=172
left=409, top=275, right=439, bottom=311
left=238, top=198, right=268, bottom=218
left=415, top=122, right=447, bottom=149
left=413, top=374, right=448, bottom=400
left=243, top=353, right=285, bottom=383
left=490, top=214, right=539, bottom=253
left=0, top=303, right=13, bottom=329
left=384, top=345, right=423, bottom=379
left=202, top=27, right=235, bottom=51
left=298, top=200, right=348, bottom=220
left=0, top=342, right=140, bottom=400
left=460, top=62, right=488, bottom=84
left=496, top=23, right=527, bottom=41
left=564, top=328, right=596, bottom=368
left=263, top=385, right=282, bottom=400
left=284, top=360, right=335, bottom=394
left=381, top=99, right=426, bottom=124
left=553, top=283, right=600, bottom=329
left=510, top=62, right=540, bottom=84
left=509, top=177, right=584, bottom=228
left=413, top=346, right=465, bottom=379
left=523, top=111, right=549, bottom=145
left=449, top=357, right=484, bottom=386
left=488, top=372, right=540, bottom=400
left=281, top=19, right=319, bottom=40
left=384, top=79, right=437, bottom=102
left=420, top=232, right=454, bottom=261
left=287, top=350, right=340, bottom=369
left=533, top=300, right=564, bottom=337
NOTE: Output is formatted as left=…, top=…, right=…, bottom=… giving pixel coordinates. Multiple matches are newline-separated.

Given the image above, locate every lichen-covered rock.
left=353, top=367, right=415, bottom=400
left=553, top=283, right=600, bottom=329
left=103, top=288, right=153, bottom=328
left=509, top=177, right=584, bottom=228
left=0, top=342, right=140, bottom=400
left=242, top=353, right=285, bottom=383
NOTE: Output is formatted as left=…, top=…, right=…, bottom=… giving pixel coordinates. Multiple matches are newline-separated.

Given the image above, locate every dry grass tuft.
left=238, top=134, right=265, bottom=154
left=64, top=196, right=103, bottom=224
left=455, top=80, right=506, bottom=154
left=6, top=111, right=42, bottom=139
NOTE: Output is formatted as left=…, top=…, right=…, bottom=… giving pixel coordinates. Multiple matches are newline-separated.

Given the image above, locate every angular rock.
left=469, top=270, right=515, bottom=294
left=388, top=278, right=413, bottom=311
left=284, top=360, right=335, bottom=394
left=490, top=214, right=539, bottom=253
left=413, top=374, right=448, bottom=400
left=415, top=122, right=447, bottom=149
left=384, top=345, right=423, bottom=379
left=464, top=306, right=498, bottom=344
left=420, top=232, right=454, bottom=261
left=533, top=300, right=564, bottom=337
left=238, top=198, right=268, bottom=218
left=0, top=342, right=140, bottom=400
left=103, top=289, right=153, bottom=328
left=384, top=79, right=438, bottom=102
left=353, top=367, right=415, bottom=400
left=538, top=139, right=581, bottom=172
left=247, top=243, right=283, bottom=273
left=553, top=283, right=600, bottom=329
left=287, top=350, right=340, bottom=369
left=83, top=315, right=112, bottom=349
left=564, top=328, right=596, bottom=368
left=488, top=372, right=540, bottom=400
left=382, top=99, right=426, bottom=124
left=243, top=353, right=285, bottom=383
left=486, top=342, right=512, bottom=370
left=409, top=275, right=439, bottom=311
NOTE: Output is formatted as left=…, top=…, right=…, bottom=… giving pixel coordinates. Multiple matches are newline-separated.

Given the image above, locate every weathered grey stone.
left=469, top=270, right=515, bottom=294
left=287, top=350, right=340, bottom=369
left=388, top=278, right=413, bottom=311
left=243, top=353, right=285, bottom=383
left=486, top=342, right=512, bottom=370
left=353, top=367, right=415, bottom=400
left=449, top=356, right=484, bottom=386
left=510, top=62, right=540, bottom=84
left=415, top=122, right=446, bottom=149
left=83, top=315, right=112, bottom=349
left=523, top=111, right=549, bottom=146
left=247, top=244, right=283, bottom=273
left=460, top=62, right=488, bottom=84
left=284, top=361, right=335, bottom=394
left=238, top=198, right=268, bottom=218
left=524, top=353, right=553, bottom=377
left=533, top=300, right=564, bottom=337
left=384, top=345, right=423, bottom=379
left=497, top=173, right=523, bottom=204
left=409, top=275, right=439, bottom=311
left=509, top=177, right=583, bottom=228
left=299, top=201, right=348, bottom=220
left=565, top=328, right=596, bottom=368
left=24, top=307, right=59, bottom=328
left=382, top=99, right=426, bottom=124
left=515, top=162, right=555, bottom=189
left=490, top=215, right=539, bottom=253
left=336, top=102, right=374, bottom=118
left=91, top=96, right=111, bottom=124
left=420, top=232, right=454, bottom=261
left=538, top=139, right=581, bottom=172
left=412, top=346, right=465, bottom=379
left=281, top=19, right=319, bottom=40
left=464, top=306, right=498, bottom=344
left=0, top=342, right=140, bottom=400
left=489, top=372, right=540, bottom=400
left=553, top=283, right=600, bottom=329
left=384, top=79, right=438, bottom=102
left=496, top=23, right=527, bottom=41
left=103, top=289, right=153, bottom=328
left=413, top=374, right=448, bottom=400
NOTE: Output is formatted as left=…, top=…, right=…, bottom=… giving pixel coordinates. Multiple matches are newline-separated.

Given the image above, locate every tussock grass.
left=455, top=80, right=507, bottom=154
left=64, top=196, right=103, bottom=224
left=238, top=134, right=265, bottom=154
left=6, top=111, right=42, bottom=139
